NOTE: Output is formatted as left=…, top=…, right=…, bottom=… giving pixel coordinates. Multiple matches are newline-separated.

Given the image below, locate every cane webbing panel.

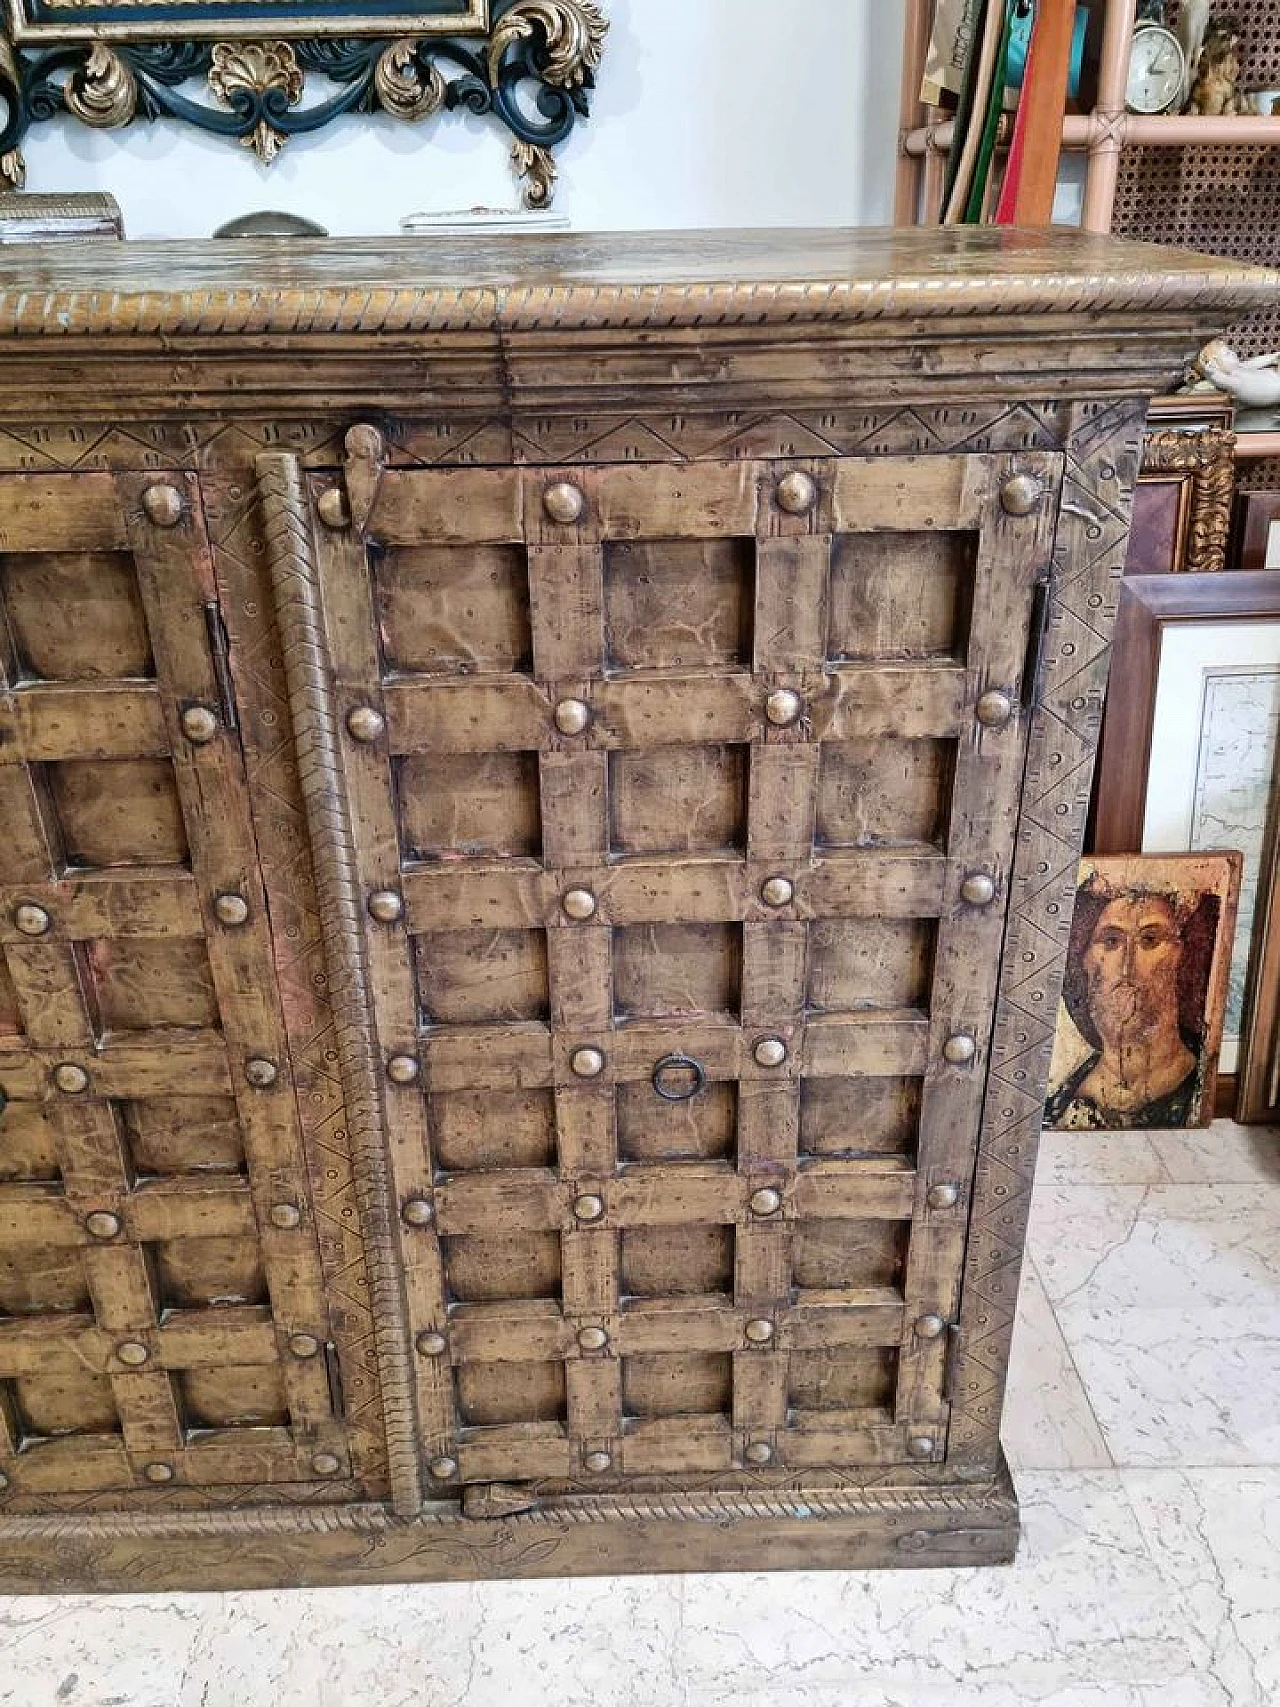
left=1112, top=2, right=1280, bottom=358
left=312, top=452, right=1061, bottom=1487
left=0, top=474, right=348, bottom=1498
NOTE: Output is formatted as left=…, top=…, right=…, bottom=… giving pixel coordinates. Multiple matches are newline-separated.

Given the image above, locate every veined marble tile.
left=674, top=1474, right=1164, bottom=1704
left=1123, top=1467, right=1280, bottom=1706
left=1035, top=1130, right=1171, bottom=1187
left=442, top=1573, right=685, bottom=1707
left=1149, top=1122, right=1280, bottom=1185
left=0, top=1597, right=207, bottom=1707
left=172, top=1583, right=491, bottom=1707
left=677, top=1685, right=1150, bottom=1707
left=1004, top=1258, right=1111, bottom=1470
left=166, top=1575, right=682, bottom=1707
left=1053, top=1304, right=1280, bottom=1468
left=1029, top=1184, right=1280, bottom=1314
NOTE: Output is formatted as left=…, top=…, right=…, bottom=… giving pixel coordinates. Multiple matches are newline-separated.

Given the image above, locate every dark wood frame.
left=1092, top=570, right=1280, bottom=1122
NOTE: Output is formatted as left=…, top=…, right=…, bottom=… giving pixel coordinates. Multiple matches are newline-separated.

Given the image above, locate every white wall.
left=15, top=0, right=905, bottom=238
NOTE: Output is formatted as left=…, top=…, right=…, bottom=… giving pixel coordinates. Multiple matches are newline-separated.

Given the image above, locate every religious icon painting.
left=1045, top=852, right=1242, bottom=1131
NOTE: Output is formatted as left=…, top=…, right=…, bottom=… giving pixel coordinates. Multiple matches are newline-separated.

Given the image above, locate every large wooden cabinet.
left=0, top=229, right=1270, bottom=1590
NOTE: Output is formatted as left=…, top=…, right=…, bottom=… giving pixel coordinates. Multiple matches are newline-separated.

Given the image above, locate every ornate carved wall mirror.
left=0, top=0, right=606, bottom=206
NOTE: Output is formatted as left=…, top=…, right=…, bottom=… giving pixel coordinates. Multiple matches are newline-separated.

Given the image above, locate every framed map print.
left=1143, top=620, right=1280, bottom=1075
left=1093, top=571, right=1280, bottom=1119
left=0, top=0, right=606, bottom=202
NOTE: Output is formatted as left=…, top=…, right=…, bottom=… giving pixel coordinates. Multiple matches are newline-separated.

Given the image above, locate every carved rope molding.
left=258, top=450, right=424, bottom=1518
left=0, top=265, right=1272, bottom=342
left=0, top=1476, right=1013, bottom=1542
left=1140, top=425, right=1238, bottom=574
left=0, top=0, right=606, bottom=203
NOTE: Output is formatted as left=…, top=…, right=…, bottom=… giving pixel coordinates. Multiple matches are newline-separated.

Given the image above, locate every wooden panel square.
left=792, top=1220, right=907, bottom=1292
left=788, top=1348, right=898, bottom=1413
left=0, top=952, right=22, bottom=1033
left=153, top=1237, right=267, bottom=1310
left=47, top=760, right=188, bottom=869
left=805, top=920, right=936, bottom=1014
left=415, top=929, right=549, bottom=1027
left=180, top=1366, right=288, bottom=1430
left=10, top=1370, right=118, bottom=1436
left=620, top=1226, right=734, bottom=1298
left=613, top=923, right=742, bottom=1022
left=617, top=1078, right=737, bottom=1163
left=123, top=1098, right=245, bottom=1177
left=396, top=752, right=542, bottom=862
left=623, top=1353, right=732, bottom=1419
left=827, top=532, right=976, bottom=662
left=374, top=544, right=532, bottom=678
left=799, top=1076, right=921, bottom=1162
left=442, top=1234, right=561, bottom=1303
left=816, top=740, right=954, bottom=850
left=431, top=1088, right=557, bottom=1172
left=86, top=938, right=218, bottom=1033
left=609, top=746, right=748, bottom=857
left=0, top=1103, right=61, bottom=1180
left=0, top=552, right=153, bottom=682
left=456, top=1361, right=566, bottom=1427
left=605, top=539, right=754, bottom=672
left=0, top=1244, right=89, bottom=1314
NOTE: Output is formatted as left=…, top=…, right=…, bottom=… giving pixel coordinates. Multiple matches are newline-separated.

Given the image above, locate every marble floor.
left=2, top=1121, right=1278, bottom=1707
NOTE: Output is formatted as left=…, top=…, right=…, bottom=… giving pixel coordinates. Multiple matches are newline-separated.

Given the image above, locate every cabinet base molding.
left=0, top=1467, right=1019, bottom=1590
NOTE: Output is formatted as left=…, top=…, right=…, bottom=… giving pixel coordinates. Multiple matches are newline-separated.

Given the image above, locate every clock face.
left=1127, top=25, right=1186, bottom=113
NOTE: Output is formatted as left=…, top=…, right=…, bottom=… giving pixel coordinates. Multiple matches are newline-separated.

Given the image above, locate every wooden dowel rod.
left=1082, top=0, right=1138, bottom=232
left=1236, top=433, right=1280, bottom=459
left=902, top=112, right=1280, bottom=156
left=895, top=0, right=933, bottom=224
left=922, top=104, right=949, bottom=223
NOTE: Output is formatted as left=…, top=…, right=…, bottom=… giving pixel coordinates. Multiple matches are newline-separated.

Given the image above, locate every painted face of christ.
left=1082, top=895, right=1184, bottom=1052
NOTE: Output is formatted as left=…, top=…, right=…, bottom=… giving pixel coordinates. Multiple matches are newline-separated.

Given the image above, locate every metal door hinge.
left=203, top=600, right=238, bottom=732
left=462, top=1482, right=541, bottom=1521
left=943, top=1322, right=965, bottom=1404
left=323, top=1340, right=345, bottom=1419
left=1022, top=577, right=1053, bottom=712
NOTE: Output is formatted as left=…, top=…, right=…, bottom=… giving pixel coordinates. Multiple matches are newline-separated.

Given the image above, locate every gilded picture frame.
left=0, top=0, right=606, bottom=204
left=1124, top=395, right=1238, bottom=577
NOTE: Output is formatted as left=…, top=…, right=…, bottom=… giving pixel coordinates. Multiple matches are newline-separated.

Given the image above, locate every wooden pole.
left=895, top=0, right=934, bottom=224
left=1082, top=0, right=1138, bottom=233
left=904, top=111, right=1280, bottom=155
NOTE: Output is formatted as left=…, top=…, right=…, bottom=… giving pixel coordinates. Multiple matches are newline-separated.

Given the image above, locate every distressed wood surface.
left=0, top=473, right=351, bottom=1501
left=0, top=226, right=1268, bottom=1588
left=295, top=451, right=1055, bottom=1489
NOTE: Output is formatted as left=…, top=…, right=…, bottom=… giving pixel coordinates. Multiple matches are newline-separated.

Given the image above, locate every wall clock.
left=1127, top=17, right=1187, bottom=114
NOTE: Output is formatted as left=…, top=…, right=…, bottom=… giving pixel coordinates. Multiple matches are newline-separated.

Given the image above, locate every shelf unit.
left=897, top=0, right=1280, bottom=231
left=898, top=0, right=1280, bottom=475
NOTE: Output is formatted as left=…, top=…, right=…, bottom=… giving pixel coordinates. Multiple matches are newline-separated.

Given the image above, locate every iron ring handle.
left=652, top=1054, right=706, bottom=1104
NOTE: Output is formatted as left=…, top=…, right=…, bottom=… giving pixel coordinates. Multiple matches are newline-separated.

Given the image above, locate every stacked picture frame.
left=1093, top=396, right=1280, bottom=1123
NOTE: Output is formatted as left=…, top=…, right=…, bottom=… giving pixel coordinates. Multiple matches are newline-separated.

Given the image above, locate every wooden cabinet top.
left=0, top=226, right=1273, bottom=339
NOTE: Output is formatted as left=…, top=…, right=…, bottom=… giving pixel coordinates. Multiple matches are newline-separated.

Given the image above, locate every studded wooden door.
left=0, top=473, right=353, bottom=1501
left=292, top=449, right=1062, bottom=1490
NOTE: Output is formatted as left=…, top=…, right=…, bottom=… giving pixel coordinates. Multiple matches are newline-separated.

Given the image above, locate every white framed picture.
left=1143, top=619, right=1280, bottom=1073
